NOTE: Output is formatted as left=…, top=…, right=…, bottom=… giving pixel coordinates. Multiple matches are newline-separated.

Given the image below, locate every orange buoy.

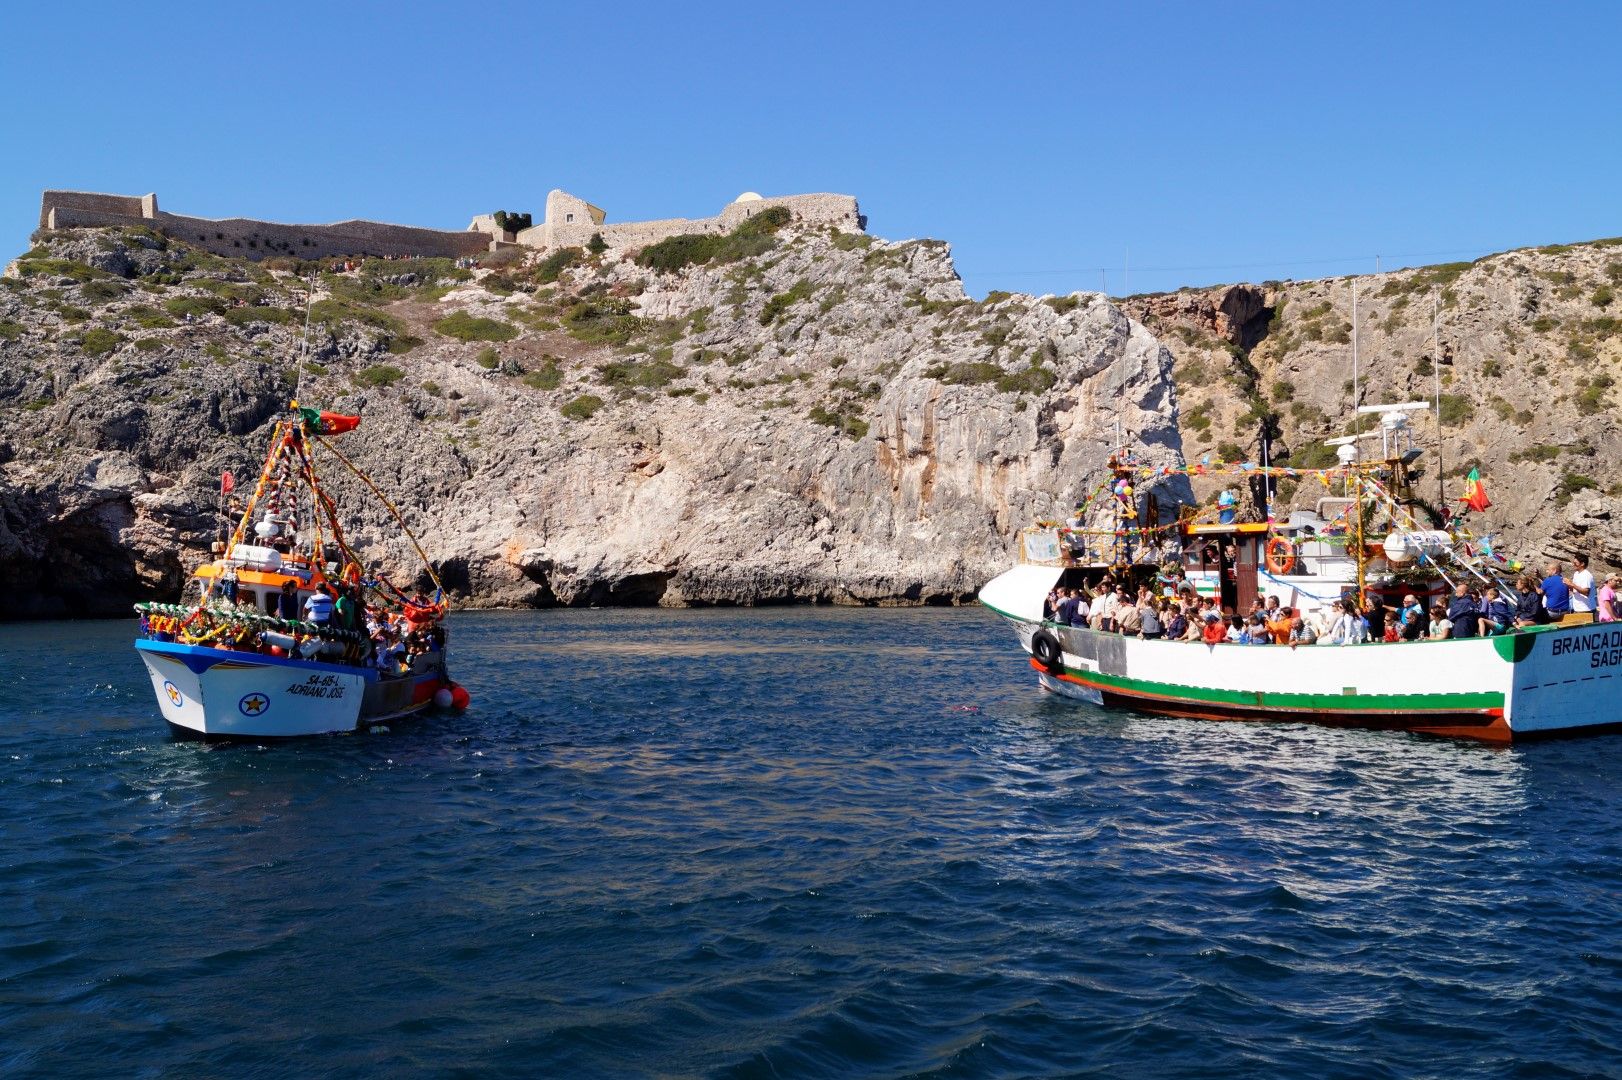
left=1264, top=536, right=1297, bottom=575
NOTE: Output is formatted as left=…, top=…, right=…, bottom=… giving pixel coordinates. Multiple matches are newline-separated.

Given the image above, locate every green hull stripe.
left=1056, top=664, right=1504, bottom=713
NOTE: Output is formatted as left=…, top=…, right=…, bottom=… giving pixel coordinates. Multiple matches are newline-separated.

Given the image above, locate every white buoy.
left=433, top=687, right=454, bottom=709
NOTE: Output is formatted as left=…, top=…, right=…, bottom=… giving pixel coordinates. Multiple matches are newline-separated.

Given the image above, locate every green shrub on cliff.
left=596, top=357, right=684, bottom=390
left=522, top=357, right=563, bottom=390
left=352, top=364, right=405, bottom=388
left=433, top=311, right=517, bottom=342
left=759, top=280, right=816, bottom=325
left=561, top=394, right=604, bottom=420
left=125, top=305, right=175, bottom=329
left=995, top=363, right=1057, bottom=395
left=924, top=360, right=1001, bottom=385
left=809, top=403, right=869, bottom=439
left=1438, top=392, right=1475, bottom=424
left=536, top=247, right=584, bottom=284
left=564, top=298, right=642, bottom=345
left=80, top=328, right=123, bottom=356
left=80, top=279, right=128, bottom=304
left=636, top=206, right=792, bottom=273
left=165, top=294, right=229, bottom=319
left=18, top=257, right=111, bottom=283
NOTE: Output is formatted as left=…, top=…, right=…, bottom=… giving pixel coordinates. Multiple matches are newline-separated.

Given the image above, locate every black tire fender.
left=1031, top=628, right=1063, bottom=671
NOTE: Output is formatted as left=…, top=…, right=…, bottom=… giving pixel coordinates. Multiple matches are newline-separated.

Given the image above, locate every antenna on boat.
left=1355, top=403, right=1430, bottom=460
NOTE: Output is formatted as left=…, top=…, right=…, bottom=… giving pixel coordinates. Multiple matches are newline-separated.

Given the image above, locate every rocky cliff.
left=0, top=216, right=1189, bottom=617
left=1119, top=237, right=1622, bottom=568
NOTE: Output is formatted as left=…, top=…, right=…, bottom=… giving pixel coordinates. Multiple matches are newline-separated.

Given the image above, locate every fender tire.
left=1031, top=629, right=1063, bottom=672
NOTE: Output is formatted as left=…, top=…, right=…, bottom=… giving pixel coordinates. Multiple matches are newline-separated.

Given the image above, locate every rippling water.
left=4, top=609, right=1622, bottom=1077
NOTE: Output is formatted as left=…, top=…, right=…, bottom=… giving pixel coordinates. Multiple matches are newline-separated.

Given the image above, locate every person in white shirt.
left=1088, top=588, right=1111, bottom=629
left=1571, top=553, right=1596, bottom=619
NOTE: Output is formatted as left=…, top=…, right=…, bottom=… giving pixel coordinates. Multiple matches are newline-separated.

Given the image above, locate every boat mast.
left=1350, top=277, right=1364, bottom=607
left=1353, top=468, right=1367, bottom=607
left=1433, top=291, right=1444, bottom=515
left=1351, top=278, right=1360, bottom=438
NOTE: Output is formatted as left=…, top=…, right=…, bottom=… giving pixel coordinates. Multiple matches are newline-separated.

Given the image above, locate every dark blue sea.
left=4, top=609, right=1622, bottom=1078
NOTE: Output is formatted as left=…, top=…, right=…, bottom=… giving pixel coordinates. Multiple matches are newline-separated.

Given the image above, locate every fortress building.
left=36, top=189, right=864, bottom=262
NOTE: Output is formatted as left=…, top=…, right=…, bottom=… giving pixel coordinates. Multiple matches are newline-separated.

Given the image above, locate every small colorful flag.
left=1460, top=467, right=1492, bottom=513
left=220, top=471, right=235, bottom=494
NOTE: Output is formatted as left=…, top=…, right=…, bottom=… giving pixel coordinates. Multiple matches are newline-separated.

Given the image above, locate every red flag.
left=318, top=411, right=361, bottom=435
left=221, top=471, right=235, bottom=494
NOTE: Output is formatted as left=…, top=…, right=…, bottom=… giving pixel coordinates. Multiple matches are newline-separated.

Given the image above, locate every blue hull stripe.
left=134, top=638, right=379, bottom=683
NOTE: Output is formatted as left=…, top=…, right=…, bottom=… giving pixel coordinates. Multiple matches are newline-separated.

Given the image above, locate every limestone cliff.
left=1119, top=238, right=1622, bottom=568
left=0, top=217, right=1188, bottom=617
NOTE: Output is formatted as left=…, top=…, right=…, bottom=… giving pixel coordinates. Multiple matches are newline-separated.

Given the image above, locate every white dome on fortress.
left=732, top=192, right=763, bottom=203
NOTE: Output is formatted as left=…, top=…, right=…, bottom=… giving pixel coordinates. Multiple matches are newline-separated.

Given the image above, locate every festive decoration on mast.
left=1460, top=467, right=1492, bottom=513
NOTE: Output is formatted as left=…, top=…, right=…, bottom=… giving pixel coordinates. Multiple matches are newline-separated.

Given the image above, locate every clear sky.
left=2, top=1, right=1617, bottom=298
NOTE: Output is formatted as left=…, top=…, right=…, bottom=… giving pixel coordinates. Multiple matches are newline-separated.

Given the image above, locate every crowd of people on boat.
left=1041, top=556, right=1613, bottom=645
left=207, top=572, right=443, bottom=674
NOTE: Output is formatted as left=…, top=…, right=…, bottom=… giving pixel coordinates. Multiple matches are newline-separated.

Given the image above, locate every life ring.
left=1031, top=629, right=1063, bottom=672
left=1264, top=537, right=1297, bottom=575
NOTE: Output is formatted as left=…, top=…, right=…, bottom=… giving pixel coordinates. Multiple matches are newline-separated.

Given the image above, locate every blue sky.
left=3, top=1, right=1617, bottom=297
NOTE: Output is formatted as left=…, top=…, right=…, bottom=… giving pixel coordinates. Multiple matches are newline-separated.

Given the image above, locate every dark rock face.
left=1, top=225, right=1190, bottom=618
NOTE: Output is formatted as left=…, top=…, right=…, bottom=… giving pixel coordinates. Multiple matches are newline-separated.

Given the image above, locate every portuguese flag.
left=1460, top=467, right=1492, bottom=513
left=298, top=407, right=361, bottom=436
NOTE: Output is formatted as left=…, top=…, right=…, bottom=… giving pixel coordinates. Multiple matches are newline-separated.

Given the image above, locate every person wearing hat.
left=1201, top=611, right=1226, bottom=644
left=303, top=581, right=335, bottom=627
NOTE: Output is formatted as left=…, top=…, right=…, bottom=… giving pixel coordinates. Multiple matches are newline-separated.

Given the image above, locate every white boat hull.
left=136, top=638, right=442, bottom=739
left=981, top=565, right=1622, bottom=743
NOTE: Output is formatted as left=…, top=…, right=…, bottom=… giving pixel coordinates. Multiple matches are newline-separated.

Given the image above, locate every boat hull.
left=981, top=567, right=1622, bottom=743
left=136, top=638, right=444, bottom=739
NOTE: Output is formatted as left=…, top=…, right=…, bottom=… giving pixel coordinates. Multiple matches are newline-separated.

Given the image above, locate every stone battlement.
left=36, top=188, right=865, bottom=262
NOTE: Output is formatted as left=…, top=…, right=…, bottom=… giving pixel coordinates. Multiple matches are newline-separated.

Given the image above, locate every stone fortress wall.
left=36, top=188, right=866, bottom=262
left=40, top=190, right=490, bottom=261
left=517, top=190, right=864, bottom=252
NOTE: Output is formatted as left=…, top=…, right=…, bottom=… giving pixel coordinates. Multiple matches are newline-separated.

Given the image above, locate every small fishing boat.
left=133, top=406, right=469, bottom=739
left=980, top=408, right=1620, bottom=743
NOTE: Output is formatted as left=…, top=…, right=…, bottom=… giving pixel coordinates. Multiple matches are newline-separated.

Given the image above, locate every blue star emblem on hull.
left=239, top=692, right=270, bottom=717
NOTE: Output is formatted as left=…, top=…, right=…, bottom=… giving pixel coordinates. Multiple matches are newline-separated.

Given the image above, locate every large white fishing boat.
left=133, top=407, right=469, bottom=739
left=980, top=410, right=1618, bottom=744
